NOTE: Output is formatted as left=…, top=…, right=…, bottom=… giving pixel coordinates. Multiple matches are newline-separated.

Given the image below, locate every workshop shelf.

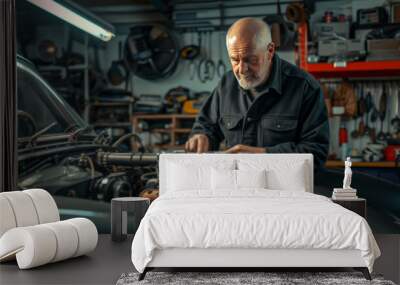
left=131, top=114, right=197, bottom=150
left=297, top=23, right=400, bottom=79
left=326, top=160, right=398, bottom=168
left=305, top=61, right=400, bottom=79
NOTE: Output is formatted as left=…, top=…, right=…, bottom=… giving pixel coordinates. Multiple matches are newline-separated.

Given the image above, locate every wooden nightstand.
left=331, top=198, right=367, bottom=218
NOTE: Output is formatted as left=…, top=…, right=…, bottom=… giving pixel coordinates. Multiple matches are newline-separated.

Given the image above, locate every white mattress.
left=131, top=190, right=380, bottom=273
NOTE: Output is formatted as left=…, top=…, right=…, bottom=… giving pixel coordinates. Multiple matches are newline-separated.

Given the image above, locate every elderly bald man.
left=185, top=18, right=330, bottom=168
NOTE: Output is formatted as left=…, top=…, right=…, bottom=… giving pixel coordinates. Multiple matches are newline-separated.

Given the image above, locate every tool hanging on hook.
left=377, top=84, right=387, bottom=142
left=217, top=30, right=227, bottom=78
left=198, top=30, right=216, bottom=83
left=182, top=29, right=200, bottom=81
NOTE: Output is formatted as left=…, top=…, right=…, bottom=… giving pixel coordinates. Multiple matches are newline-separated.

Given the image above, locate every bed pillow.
left=238, top=159, right=307, bottom=191
left=211, top=168, right=267, bottom=191
left=167, top=159, right=235, bottom=192
left=211, top=168, right=236, bottom=190
left=266, top=162, right=306, bottom=191
left=236, top=169, right=267, bottom=189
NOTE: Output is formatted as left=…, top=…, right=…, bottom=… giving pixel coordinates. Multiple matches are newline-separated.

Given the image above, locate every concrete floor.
left=0, top=235, right=134, bottom=285
left=1, top=234, right=399, bottom=285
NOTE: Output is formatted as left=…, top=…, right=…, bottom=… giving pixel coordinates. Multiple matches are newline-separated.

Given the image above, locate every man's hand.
left=224, top=144, right=266, bottom=153
left=185, top=134, right=210, bottom=153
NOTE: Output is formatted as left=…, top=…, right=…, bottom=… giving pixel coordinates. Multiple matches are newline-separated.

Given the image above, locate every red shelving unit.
left=306, top=61, right=400, bottom=79
left=297, top=23, right=400, bottom=78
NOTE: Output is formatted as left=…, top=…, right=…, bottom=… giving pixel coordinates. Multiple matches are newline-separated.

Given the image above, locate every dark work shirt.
left=190, top=54, right=330, bottom=169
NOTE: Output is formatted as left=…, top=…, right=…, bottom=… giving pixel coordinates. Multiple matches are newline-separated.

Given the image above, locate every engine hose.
left=112, top=133, right=144, bottom=151
left=97, top=151, right=158, bottom=167
left=80, top=154, right=96, bottom=193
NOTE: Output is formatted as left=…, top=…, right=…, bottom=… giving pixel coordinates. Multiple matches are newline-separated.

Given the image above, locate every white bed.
left=131, top=153, right=380, bottom=280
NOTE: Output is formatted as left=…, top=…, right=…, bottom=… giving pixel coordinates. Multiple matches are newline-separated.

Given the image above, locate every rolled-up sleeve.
left=190, top=87, right=224, bottom=151
left=265, top=84, right=330, bottom=169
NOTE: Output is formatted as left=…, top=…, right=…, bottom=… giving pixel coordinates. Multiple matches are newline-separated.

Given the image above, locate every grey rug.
left=116, top=271, right=396, bottom=285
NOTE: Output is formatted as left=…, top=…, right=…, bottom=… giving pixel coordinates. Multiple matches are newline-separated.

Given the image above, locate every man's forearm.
left=190, top=88, right=223, bottom=151
left=225, top=144, right=268, bottom=153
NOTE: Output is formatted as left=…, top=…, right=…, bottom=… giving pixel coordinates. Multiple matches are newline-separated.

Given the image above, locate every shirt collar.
left=253, top=54, right=282, bottom=96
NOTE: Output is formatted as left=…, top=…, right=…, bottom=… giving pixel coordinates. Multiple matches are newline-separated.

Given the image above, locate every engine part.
left=97, top=151, right=158, bottom=167
left=112, top=133, right=144, bottom=152
left=37, top=40, right=58, bottom=64
left=144, top=178, right=158, bottom=189
left=139, top=189, right=159, bottom=202
left=95, top=172, right=132, bottom=201
left=19, top=164, right=102, bottom=198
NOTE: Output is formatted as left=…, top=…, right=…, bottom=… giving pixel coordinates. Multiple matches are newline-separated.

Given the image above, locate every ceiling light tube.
left=27, top=0, right=115, bottom=41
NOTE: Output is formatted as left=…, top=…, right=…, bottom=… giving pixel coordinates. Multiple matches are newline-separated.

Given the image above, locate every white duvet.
left=131, top=190, right=380, bottom=273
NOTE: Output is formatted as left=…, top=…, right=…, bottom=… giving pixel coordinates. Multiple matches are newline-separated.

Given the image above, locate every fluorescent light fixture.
left=27, top=0, right=115, bottom=41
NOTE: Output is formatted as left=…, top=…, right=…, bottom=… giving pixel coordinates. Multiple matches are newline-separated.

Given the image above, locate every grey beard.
left=237, top=76, right=262, bottom=90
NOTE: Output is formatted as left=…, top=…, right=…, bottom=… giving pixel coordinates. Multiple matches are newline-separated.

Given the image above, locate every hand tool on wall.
left=207, top=31, right=216, bottom=80
left=377, top=85, right=387, bottom=141
left=357, top=84, right=366, bottom=136
left=180, top=32, right=200, bottom=61
left=385, top=83, right=393, bottom=140
left=196, top=31, right=205, bottom=82
left=322, top=83, right=332, bottom=117
left=364, top=87, right=373, bottom=136
left=370, top=84, right=379, bottom=124
left=370, top=83, right=381, bottom=143
left=351, top=116, right=359, bottom=138
left=198, top=30, right=216, bottom=83
left=180, top=30, right=200, bottom=81
left=190, top=31, right=202, bottom=80
left=366, top=85, right=378, bottom=141
left=351, top=84, right=360, bottom=138
left=350, top=83, right=359, bottom=138
left=217, top=30, right=227, bottom=78
left=391, top=82, right=400, bottom=133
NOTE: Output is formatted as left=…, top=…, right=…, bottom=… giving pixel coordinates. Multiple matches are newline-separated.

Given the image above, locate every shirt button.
left=247, top=117, right=252, bottom=122
left=277, top=124, right=281, bottom=128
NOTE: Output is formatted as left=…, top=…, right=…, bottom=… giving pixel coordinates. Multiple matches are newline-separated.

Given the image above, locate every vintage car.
left=16, top=55, right=158, bottom=232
